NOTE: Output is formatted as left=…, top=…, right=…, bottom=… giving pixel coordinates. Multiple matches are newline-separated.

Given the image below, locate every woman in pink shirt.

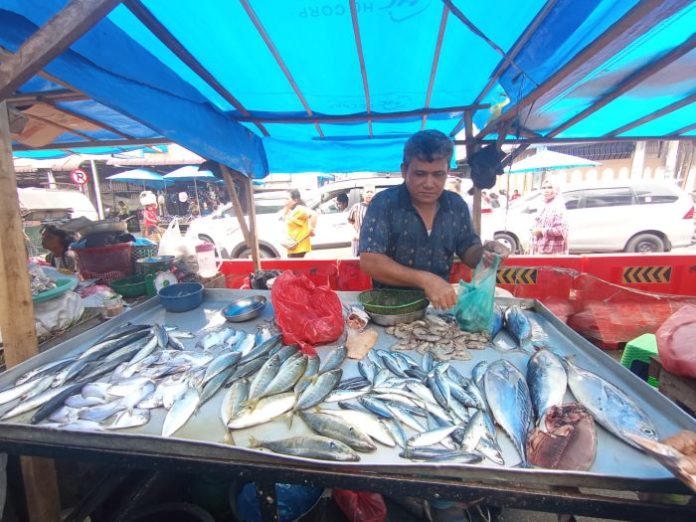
left=143, top=203, right=160, bottom=241
left=530, top=180, right=568, bottom=255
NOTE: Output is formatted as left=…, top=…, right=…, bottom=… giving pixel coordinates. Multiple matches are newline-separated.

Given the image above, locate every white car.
left=187, top=176, right=406, bottom=258
left=481, top=181, right=695, bottom=254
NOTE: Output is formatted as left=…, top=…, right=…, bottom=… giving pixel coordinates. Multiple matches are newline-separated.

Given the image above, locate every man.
left=359, top=130, right=507, bottom=309
left=347, top=184, right=375, bottom=256
left=335, top=192, right=349, bottom=212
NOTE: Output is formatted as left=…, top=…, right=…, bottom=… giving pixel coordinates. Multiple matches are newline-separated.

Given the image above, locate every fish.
left=229, top=357, right=266, bottom=382
left=294, top=355, right=320, bottom=396
left=527, top=349, right=567, bottom=426
left=323, top=387, right=369, bottom=404
left=385, top=403, right=425, bottom=433
left=78, top=400, right=127, bottom=422
left=167, top=335, right=186, bottom=351
left=259, top=355, right=307, bottom=398
left=384, top=417, right=408, bottom=448
left=400, top=447, right=482, bottom=463
left=406, top=425, right=459, bottom=448
left=162, top=388, right=199, bottom=437
left=154, top=324, right=169, bottom=350
left=49, top=405, right=80, bottom=424
left=336, top=376, right=370, bottom=391
left=202, top=351, right=241, bottom=385
left=358, top=360, right=378, bottom=384
left=458, top=411, right=486, bottom=453
left=43, top=420, right=105, bottom=432
left=236, top=333, right=256, bottom=356
left=78, top=330, right=151, bottom=362
left=1, top=383, right=73, bottom=420
left=162, top=379, right=189, bottom=410
left=483, top=360, right=534, bottom=465
left=319, top=345, right=347, bottom=373
left=128, top=336, right=159, bottom=366
left=489, top=305, right=504, bottom=338
left=295, top=369, right=343, bottom=411
left=299, top=411, right=377, bottom=452
left=220, top=379, right=250, bottom=427
left=0, top=376, right=49, bottom=406
left=239, top=334, right=282, bottom=363
left=15, top=357, right=75, bottom=386
left=564, top=359, right=658, bottom=448
left=31, top=382, right=86, bottom=424
left=476, top=437, right=505, bottom=465
left=108, top=408, right=151, bottom=430
left=248, top=355, right=281, bottom=401
left=196, top=329, right=227, bottom=351
left=504, top=306, right=532, bottom=348
left=199, top=367, right=236, bottom=406
left=228, top=393, right=296, bottom=430
left=249, top=435, right=359, bottom=461
left=321, top=409, right=395, bottom=447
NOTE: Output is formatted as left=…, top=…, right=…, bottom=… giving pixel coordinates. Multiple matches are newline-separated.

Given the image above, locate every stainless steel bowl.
left=223, top=295, right=267, bottom=322
left=366, top=305, right=427, bottom=326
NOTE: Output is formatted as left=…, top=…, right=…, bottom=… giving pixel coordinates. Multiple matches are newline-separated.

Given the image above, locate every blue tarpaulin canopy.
left=106, top=168, right=167, bottom=189
left=1, top=0, right=694, bottom=178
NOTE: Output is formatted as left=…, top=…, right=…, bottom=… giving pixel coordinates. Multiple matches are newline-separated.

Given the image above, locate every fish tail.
left=223, top=430, right=235, bottom=446
left=248, top=435, right=260, bottom=448
left=287, top=410, right=295, bottom=429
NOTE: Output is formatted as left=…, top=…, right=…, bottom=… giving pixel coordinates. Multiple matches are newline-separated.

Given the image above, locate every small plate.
left=223, top=295, right=267, bottom=322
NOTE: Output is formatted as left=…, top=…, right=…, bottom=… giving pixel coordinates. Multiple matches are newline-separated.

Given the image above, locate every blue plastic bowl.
left=158, top=282, right=204, bottom=313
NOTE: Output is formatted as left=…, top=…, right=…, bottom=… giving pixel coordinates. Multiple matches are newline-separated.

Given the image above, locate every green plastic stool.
left=620, top=333, right=659, bottom=387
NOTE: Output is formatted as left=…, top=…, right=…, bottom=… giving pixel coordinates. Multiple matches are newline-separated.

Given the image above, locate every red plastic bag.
left=271, top=271, right=344, bottom=355
left=332, top=490, right=387, bottom=522
left=656, top=304, right=696, bottom=378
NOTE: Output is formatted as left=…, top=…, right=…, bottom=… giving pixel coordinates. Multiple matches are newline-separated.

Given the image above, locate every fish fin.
left=223, top=430, right=235, bottom=446
left=287, top=410, right=295, bottom=429
left=512, top=460, right=533, bottom=469
left=248, top=435, right=260, bottom=448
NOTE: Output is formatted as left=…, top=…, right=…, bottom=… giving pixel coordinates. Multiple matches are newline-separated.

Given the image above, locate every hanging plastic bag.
left=157, top=218, right=184, bottom=257
left=657, top=304, right=696, bottom=378
left=332, top=490, right=387, bottom=522
left=271, top=271, right=343, bottom=355
left=454, top=254, right=501, bottom=332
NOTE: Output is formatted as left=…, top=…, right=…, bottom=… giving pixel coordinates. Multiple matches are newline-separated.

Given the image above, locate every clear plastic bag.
left=454, top=255, right=501, bottom=332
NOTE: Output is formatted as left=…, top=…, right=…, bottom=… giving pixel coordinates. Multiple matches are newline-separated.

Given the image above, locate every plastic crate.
left=75, top=242, right=133, bottom=280
left=620, top=333, right=660, bottom=387
left=132, top=244, right=159, bottom=273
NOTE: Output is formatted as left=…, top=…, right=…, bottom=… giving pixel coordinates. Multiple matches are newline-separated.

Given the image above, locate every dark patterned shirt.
left=359, top=183, right=480, bottom=285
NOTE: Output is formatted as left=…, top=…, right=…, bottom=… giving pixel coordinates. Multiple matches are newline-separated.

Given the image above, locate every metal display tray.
left=1, top=289, right=695, bottom=494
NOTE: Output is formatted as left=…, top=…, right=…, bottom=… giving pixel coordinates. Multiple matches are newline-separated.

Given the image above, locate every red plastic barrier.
left=581, top=254, right=696, bottom=297
left=336, top=259, right=373, bottom=291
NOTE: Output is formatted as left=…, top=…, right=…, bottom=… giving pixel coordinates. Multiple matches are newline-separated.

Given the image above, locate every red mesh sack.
left=332, top=490, right=387, bottom=522
left=271, top=271, right=343, bottom=355
left=656, top=304, right=696, bottom=378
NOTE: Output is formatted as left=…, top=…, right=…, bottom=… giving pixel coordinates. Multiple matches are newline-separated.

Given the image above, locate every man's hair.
left=403, top=130, right=453, bottom=166
left=41, top=225, right=75, bottom=249
left=337, top=193, right=349, bottom=203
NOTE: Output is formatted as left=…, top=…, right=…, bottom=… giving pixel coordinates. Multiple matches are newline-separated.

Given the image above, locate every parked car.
left=481, top=180, right=695, bottom=254
left=187, top=176, right=406, bottom=258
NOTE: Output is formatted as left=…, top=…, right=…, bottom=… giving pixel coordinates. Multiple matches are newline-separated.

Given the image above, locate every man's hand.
left=423, top=273, right=457, bottom=310
left=481, top=240, right=510, bottom=267
left=662, top=431, right=696, bottom=474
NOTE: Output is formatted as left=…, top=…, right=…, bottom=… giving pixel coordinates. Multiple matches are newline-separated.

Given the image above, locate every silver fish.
left=154, top=324, right=169, bottom=349
left=323, top=386, right=368, bottom=404
left=1, top=383, right=71, bottom=419
left=296, top=369, right=343, bottom=412
left=322, top=409, right=395, bottom=447
left=249, top=435, right=359, bottom=461
left=260, top=356, right=307, bottom=398
left=299, top=410, right=376, bottom=452
left=15, top=357, right=75, bottom=386
left=406, top=425, right=459, bottom=448
left=484, top=360, right=533, bottom=465
left=162, top=388, right=200, bottom=437
left=248, top=355, right=281, bottom=401
left=319, top=345, right=346, bottom=373
left=0, top=376, right=49, bottom=406
left=108, top=408, right=150, bottom=430
left=199, top=367, right=236, bottom=406
left=203, top=351, right=241, bottom=385
left=44, top=420, right=104, bottom=432
left=400, top=447, right=482, bottom=463
left=504, top=306, right=532, bottom=348
left=239, top=334, right=282, bottom=363
left=129, top=336, right=159, bottom=366
left=49, top=406, right=80, bottom=424
left=459, top=411, right=486, bottom=453
left=385, top=403, right=425, bottom=433
left=162, top=380, right=189, bottom=410
left=527, top=349, right=567, bottom=426
left=167, top=335, right=186, bottom=351
left=294, top=355, right=320, bottom=396
left=565, top=359, right=658, bottom=448
left=220, top=379, right=250, bottom=427
left=228, top=393, right=296, bottom=430
left=65, top=395, right=106, bottom=408
left=78, top=400, right=126, bottom=422
left=108, top=377, right=154, bottom=398
left=385, top=417, right=408, bottom=448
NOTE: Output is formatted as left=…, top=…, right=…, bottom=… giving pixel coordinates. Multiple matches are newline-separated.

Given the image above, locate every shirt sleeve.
left=358, top=195, right=390, bottom=255
left=454, top=198, right=481, bottom=258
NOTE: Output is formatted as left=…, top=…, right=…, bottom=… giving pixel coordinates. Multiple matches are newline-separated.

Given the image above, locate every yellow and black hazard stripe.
left=497, top=267, right=537, bottom=285
left=622, top=266, right=672, bottom=284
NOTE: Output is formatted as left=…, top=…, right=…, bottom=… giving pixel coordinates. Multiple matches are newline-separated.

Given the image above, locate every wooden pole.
left=0, top=102, right=61, bottom=521
left=464, top=110, right=482, bottom=234
left=243, top=175, right=262, bottom=273
left=218, top=164, right=251, bottom=247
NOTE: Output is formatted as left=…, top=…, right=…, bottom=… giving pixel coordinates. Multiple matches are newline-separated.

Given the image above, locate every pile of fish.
left=0, top=306, right=660, bottom=468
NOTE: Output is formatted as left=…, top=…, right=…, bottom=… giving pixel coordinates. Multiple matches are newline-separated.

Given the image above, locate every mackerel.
left=322, top=409, right=395, bottom=447
left=162, top=388, right=200, bottom=437
left=228, top=393, right=296, bottom=430
left=319, top=345, right=346, bottom=373
left=299, top=410, right=376, bottom=452
left=260, top=355, right=307, bottom=398
left=15, top=357, right=75, bottom=386
left=220, top=379, right=250, bottom=427
left=249, top=435, right=359, bottom=462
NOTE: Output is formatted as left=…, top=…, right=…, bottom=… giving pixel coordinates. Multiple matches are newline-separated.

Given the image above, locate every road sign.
left=70, top=169, right=89, bottom=185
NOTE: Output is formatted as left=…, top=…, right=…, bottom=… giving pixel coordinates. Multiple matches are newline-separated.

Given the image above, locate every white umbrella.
left=509, top=148, right=598, bottom=174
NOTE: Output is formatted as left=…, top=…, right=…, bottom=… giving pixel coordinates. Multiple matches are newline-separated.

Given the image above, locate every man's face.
left=401, top=157, right=449, bottom=206
left=362, top=188, right=375, bottom=203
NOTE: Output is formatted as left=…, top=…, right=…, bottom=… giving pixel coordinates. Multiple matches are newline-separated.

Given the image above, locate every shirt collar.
left=396, top=183, right=451, bottom=211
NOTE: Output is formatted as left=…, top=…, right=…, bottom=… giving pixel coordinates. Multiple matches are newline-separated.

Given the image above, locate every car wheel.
left=625, top=233, right=665, bottom=253
left=494, top=232, right=520, bottom=254
left=236, top=246, right=277, bottom=259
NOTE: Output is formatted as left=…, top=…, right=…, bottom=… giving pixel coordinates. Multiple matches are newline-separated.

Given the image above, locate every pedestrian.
left=359, top=129, right=509, bottom=310
left=142, top=203, right=161, bottom=242
left=335, top=192, right=349, bottom=212
left=41, top=225, right=78, bottom=274
left=347, top=184, right=375, bottom=256
left=510, top=189, right=521, bottom=201
left=530, top=180, right=568, bottom=255
left=117, top=200, right=129, bottom=220
left=489, top=192, right=501, bottom=208
left=283, top=189, right=317, bottom=258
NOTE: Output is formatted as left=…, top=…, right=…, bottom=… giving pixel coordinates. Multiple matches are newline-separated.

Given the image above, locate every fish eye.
left=642, top=427, right=656, bottom=436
